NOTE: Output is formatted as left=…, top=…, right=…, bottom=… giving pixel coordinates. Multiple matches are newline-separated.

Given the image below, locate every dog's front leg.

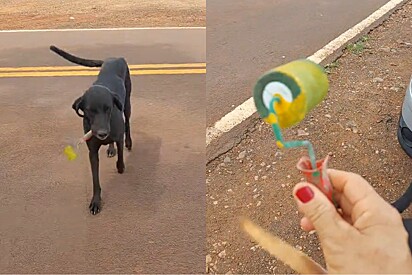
left=89, top=148, right=102, bottom=215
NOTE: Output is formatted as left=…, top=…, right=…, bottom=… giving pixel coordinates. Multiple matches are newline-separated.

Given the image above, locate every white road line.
left=206, top=0, right=407, bottom=146
left=0, top=26, right=205, bottom=33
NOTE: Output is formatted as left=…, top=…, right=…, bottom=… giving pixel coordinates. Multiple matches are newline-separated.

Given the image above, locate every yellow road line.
left=0, top=68, right=206, bottom=78
left=132, top=69, right=206, bottom=75
left=0, top=63, right=206, bottom=72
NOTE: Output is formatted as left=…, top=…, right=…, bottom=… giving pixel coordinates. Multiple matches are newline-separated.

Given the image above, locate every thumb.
left=293, top=183, right=349, bottom=239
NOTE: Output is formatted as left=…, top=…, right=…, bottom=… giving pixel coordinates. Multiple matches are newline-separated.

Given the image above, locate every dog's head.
left=72, top=86, right=123, bottom=140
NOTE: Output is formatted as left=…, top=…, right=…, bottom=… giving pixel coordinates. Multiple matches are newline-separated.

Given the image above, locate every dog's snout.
left=96, top=130, right=108, bottom=139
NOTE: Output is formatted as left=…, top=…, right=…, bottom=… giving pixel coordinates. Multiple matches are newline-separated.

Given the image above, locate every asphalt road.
left=0, top=29, right=205, bottom=273
left=206, top=0, right=390, bottom=126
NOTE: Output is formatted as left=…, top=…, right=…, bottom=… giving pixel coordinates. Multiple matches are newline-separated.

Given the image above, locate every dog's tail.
left=49, top=45, right=103, bottom=67
left=392, top=181, right=412, bottom=213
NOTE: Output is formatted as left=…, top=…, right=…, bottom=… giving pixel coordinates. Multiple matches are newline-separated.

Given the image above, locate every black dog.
left=392, top=183, right=412, bottom=251
left=50, top=45, right=132, bottom=215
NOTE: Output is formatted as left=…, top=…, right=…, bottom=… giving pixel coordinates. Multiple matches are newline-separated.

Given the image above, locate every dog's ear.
left=112, top=94, right=123, bottom=111
left=72, top=96, right=85, bottom=117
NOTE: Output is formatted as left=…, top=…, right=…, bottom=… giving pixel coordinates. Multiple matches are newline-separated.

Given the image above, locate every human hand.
left=293, top=169, right=412, bottom=274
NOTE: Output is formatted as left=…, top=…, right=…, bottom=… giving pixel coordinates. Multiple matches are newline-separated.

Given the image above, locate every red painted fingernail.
left=296, top=186, right=314, bottom=203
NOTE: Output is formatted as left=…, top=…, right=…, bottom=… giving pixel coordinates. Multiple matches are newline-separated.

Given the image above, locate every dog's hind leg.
left=124, top=103, right=132, bottom=151
left=124, top=69, right=132, bottom=151
left=392, top=181, right=412, bottom=213
left=116, top=138, right=125, bottom=174
left=107, top=142, right=117, bottom=158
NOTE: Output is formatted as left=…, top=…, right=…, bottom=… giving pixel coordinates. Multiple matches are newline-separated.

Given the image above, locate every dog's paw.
left=107, top=146, right=117, bottom=158
left=125, top=138, right=132, bottom=151
left=89, top=197, right=101, bottom=215
left=116, top=161, right=125, bottom=174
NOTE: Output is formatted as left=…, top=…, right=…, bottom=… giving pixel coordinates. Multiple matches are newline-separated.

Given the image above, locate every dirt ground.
left=0, top=0, right=205, bottom=29
left=206, top=2, right=412, bottom=274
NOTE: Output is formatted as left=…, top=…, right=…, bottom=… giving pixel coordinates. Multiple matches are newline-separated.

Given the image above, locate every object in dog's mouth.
left=240, top=217, right=327, bottom=274
left=63, top=130, right=93, bottom=161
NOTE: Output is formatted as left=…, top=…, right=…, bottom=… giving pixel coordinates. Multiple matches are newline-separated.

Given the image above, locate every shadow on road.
left=102, top=130, right=164, bottom=217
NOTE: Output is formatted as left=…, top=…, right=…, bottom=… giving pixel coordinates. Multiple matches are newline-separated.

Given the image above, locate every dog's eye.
left=103, top=106, right=110, bottom=112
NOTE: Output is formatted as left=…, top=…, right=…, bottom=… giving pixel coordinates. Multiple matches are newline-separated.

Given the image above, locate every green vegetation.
left=346, top=35, right=370, bottom=55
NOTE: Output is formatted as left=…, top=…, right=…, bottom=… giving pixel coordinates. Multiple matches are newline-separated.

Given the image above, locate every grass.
left=325, top=61, right=340, bottom=74
left=346, top=35, right=370, bottom=55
